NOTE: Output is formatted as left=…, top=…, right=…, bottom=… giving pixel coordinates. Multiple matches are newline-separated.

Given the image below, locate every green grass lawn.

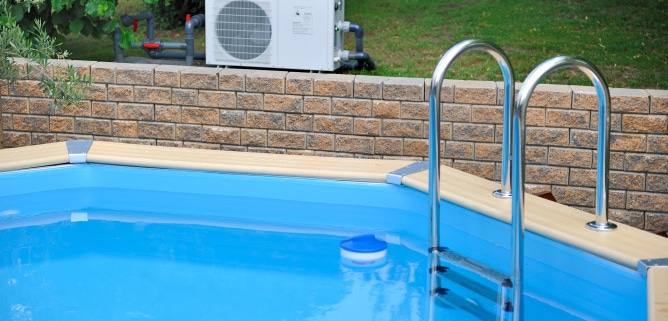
left=63, top=0, right=667, bottom=89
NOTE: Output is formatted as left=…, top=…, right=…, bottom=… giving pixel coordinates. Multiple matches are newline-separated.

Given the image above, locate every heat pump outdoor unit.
left=205, top=0, right=346, bottom=71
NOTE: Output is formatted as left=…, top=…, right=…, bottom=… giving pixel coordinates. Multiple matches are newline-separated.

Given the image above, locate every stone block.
left=155, top=65, right=187, bottom=87
left=264, top=94, right=303, bottom=113
left=182, top=107, right=219, bottom=125
left=332, top=98, right=372, bottom=117
left=372, top=100, right=400, bottom=118
left=381, top=119, right=422, bottom=138
left=425, top=79, right=455, bottom=103
left=548, top=147, right=592, bottom=168
left=403, top=138, right=428, bottom=157
left=180, top=67, right=219, bottom=89
left=155, top=105, right=181, bottom=122
left=219, top=109, right=246, bottom=127
left=647, top=89, right=668, bottom=114
left=240, top=128, right=267, bottom=146
left=286, top=72, right=313, bottom=95
left=108, top=85, right=134, bottom=102
left=526, top=165, right=569, bottom=185
left=199, top=91, right=236, bottom=108
left=91, top=101, right=118, bottom=119
left=353, top=118, right=381, bottom=136
left=306, top=133, right=334, bottom=151
left=474, top=143, right=502, bottom=162
left=138, top=121, right=175, bottom=139
left=246, top=70, right=287, bottom=94
left=527, top=84, right=572, bottom=108
left=622, top=114, right=667, bottom=134
left=237, top=93, right=263, bottom=110
left=176, top=124, right=202, bottom=141
left=286, top=114, right=312, bottom=131
left=1, top=97, right=29, bottom=113
left=454, top=80, right=496, bottom=105
left=218, top=68, right=247, bottom=91
left=471, top=105, right=502, bottom=124
left=268, top=130, right=306, bottom=149
left=648, top=135, right=668, bottom=153
left=647, top=174, right=668, bottom=193
left=627, top=192, right=668, bottom=212
left=452, top=123, right=495, bottom=142
left=74, top=118, right=111, bottom=135
left=90, top=62, right=116, bottom=83
left=203, top=126, right=240, bottom=144
left=354, top=75, right=385, bottom=99
left=609, top=88, right=650, bottom=113
left=625, top=153, right=668, bottom=173
left=383, top=77, right=424, bottom=102
left=401, top=101, right=429, bottom=120
left=112, top=120, right=138, bottom=137
left=246, top=111, right=285, bottom=129
left=610, top=133, right=647, bottom=152
left=313, top=115, right=353, bottom=134
left=444, top=141, right=474, bottom=159
left=442, top=104, right=471, bottom=122
left=135, top=86, right=171, bottom=104
left=335, top=135, right=374, bottom=154
left=526, top=127, right=569, bottom=146
left=13, top=115, right=48, bottom=131
left=313, top=74, right=354, bottom=97
left=118, top=103, right=154, bottom=120
left=84, top=83, right=108, bottom=101
left=304, top=96, right=331, bottom=114
left=116, top=64, right=155, bottom=85
left=546, top=109, right=590, bottom=128
left=171, top=89, right=198, bottom=106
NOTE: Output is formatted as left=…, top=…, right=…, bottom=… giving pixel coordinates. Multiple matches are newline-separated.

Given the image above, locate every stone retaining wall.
left=1, top=60, right=667, bottom=231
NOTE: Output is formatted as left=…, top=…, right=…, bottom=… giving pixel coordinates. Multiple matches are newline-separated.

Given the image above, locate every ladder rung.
left=438, top=248, right=512, bottom=286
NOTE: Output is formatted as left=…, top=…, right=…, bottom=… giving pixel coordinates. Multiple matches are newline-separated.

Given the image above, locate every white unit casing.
left=205, top=0, right=345, bottom=71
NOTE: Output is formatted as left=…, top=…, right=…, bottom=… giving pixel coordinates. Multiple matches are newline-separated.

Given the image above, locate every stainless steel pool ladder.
left=509, top=55, right=617, bottom=320
left=427, top=39, right=515, bottom=320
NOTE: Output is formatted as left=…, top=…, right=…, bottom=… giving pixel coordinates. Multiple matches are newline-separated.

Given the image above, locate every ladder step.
left=434, top=290, right=499, bottom=321
left=438, top=248, right=511, bottom=287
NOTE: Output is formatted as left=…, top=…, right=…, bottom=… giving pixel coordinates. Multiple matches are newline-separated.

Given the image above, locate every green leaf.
left=120, top=26, right=135, bottom=49
left=52, top=0, right=65, bottom=12
left=10, top=4, right=25, bottom=22
left=84, top=1, right=98, bottom=17
left=69, top=19, right=84, bottom=34
left=102, top=19, right=119, bottom=34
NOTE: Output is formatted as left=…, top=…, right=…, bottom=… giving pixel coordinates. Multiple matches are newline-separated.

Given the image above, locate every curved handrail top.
left=428, top=39, right=515, bottom=247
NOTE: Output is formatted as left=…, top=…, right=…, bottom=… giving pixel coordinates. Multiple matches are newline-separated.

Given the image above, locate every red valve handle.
left=143, top=43, right=161, bottom=49
left=132, top=18, right=139, bottom=32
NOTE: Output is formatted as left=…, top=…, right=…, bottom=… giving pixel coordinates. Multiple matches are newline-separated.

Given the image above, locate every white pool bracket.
left=638, top=258, right=668, bottom=277
left=66, top=140, right=93, bottom=164
left=386, top=161, right=428, bottom=185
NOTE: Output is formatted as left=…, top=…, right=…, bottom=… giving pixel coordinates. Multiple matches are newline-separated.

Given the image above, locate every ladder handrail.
left=427, top=39, right=514, bottom=311
left=511, top=55, right=616, bottom=321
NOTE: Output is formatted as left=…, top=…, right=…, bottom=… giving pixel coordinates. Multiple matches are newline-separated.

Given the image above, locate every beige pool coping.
left=1, top=141, right=667, bottom=319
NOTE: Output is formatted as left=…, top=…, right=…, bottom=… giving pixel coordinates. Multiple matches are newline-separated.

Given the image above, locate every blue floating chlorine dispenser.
left=340, top=234, right=388, bottom=267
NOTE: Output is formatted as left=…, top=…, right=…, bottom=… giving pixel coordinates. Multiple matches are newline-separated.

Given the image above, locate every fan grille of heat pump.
left=215, top=0, right=272, bottom=61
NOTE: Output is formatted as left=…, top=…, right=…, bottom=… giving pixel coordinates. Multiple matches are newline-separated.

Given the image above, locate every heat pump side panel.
left=274, top=0, right=341, bottom=71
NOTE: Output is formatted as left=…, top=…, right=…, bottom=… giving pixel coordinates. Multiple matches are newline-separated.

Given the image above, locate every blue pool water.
left=0, top=164, right=648, bottom=320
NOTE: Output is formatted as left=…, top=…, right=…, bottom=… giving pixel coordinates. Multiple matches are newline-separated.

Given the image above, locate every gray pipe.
left=113, top=28, right=124, bottom=62
left=148, top=51, right=205, bottom=60
left=338, top=22, right=376, bottom=71
left=185, top=14, right=205, bottom=66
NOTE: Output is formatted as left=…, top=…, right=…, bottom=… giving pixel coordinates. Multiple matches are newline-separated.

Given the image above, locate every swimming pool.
left=1, top=141, right=667, bottom=320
